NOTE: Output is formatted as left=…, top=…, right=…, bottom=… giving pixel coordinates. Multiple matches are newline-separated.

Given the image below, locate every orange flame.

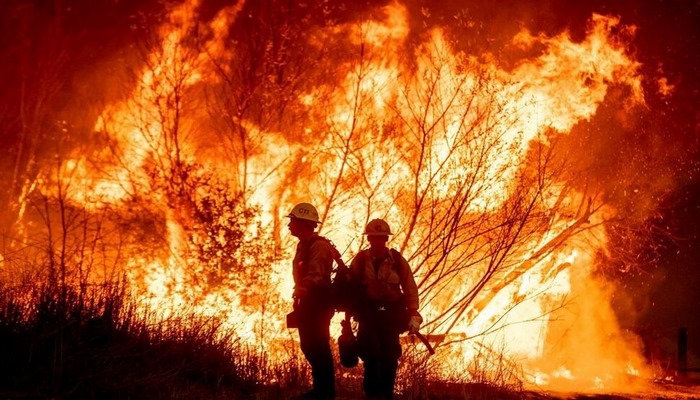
left=17, top=0, right=670, bottom=395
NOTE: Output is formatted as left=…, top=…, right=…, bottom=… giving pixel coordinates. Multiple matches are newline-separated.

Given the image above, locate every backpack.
left=302, top=236, right=360, bottom=313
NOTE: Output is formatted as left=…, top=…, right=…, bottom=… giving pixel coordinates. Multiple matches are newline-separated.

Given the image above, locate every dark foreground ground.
left=524, top=380, right=700, bottom=400
left=299, top=379, right=700, bottom=400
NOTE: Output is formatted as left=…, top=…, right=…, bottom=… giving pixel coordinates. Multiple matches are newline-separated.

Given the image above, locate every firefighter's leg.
left=358, top=319, right=383, bottom=397
left=377, top=328, right=401, bottom=399
left=298, top=308, right=335, bottom=397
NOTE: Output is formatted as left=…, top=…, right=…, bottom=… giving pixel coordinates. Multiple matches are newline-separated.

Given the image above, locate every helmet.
left=363, top=218, right=392, bottom=236
left=286, top=202, right=321, bottom=223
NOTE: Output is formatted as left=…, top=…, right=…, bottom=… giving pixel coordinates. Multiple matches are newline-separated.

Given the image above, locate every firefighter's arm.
left=396, top=253, right=423, bottom=333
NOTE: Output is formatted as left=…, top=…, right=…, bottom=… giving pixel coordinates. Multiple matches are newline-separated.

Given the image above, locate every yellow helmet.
left=286, top=202, right=321, bottom=223
left=364, top=218, right=392, bottom=236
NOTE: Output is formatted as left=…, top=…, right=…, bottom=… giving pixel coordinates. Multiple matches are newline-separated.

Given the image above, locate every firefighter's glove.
left=408, top=315, right=423, bottom=334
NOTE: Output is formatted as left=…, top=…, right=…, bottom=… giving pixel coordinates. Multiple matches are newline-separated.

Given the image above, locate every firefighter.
left=287, top=202, right=336, bottom=400
left=349, top=218, right=422, bottom=400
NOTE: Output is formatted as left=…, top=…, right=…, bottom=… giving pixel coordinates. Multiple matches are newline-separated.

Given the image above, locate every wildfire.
left=7, top=0, right=679, bottom=396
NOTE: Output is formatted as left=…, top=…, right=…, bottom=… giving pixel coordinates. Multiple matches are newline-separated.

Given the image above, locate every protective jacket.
left=349, top=248, right=419, bottom=312
left=292, top=233, right=334, bottom=299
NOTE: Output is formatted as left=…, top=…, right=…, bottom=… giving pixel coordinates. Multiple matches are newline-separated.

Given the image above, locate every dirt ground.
left=526, top=381, right=700, bottom=400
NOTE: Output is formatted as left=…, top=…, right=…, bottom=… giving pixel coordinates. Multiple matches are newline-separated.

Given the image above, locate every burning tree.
left=1, top=0, right=681, bottom=394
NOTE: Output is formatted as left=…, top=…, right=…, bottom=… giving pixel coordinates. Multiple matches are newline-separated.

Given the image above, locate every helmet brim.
left=286, top=214, right=321, bottom=223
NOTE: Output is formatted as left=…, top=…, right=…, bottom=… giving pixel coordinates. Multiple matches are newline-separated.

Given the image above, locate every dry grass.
left=0, top=280, right=257, bottom=399
left=395, top=340, right=525, bottom=400
left=0, top=279, right=528, bottom=399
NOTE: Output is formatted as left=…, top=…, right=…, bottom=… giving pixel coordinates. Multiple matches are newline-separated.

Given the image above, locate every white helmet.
left=286, top=202, right=321, bottom=223
left=363, top=218, right=392, bottom=236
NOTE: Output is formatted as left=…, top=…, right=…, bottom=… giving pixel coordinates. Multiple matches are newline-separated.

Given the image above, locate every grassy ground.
left=2, top=281, right=697, bottom=400
left=0, top=281, right=527, bottom=400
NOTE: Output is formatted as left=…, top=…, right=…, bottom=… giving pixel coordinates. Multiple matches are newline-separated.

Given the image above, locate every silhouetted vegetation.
left=0, top=278, right=531, bottom=399
left=0, top=280, right=257, bottom=399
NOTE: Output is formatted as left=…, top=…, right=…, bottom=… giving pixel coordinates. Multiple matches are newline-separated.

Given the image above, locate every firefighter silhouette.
left=348, top=219, right=422, bottom=400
